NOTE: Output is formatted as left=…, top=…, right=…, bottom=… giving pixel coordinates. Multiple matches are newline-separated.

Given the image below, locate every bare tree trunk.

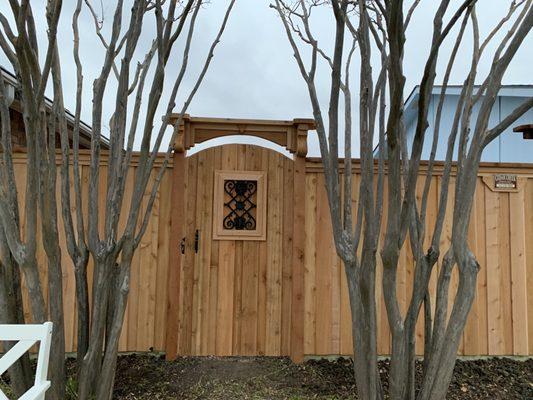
left=19, top=262, right=47, bottom=323
left=74, top=260, right=90, bottom=370
left=0, top=171, right=33, bottom=396
left=418, top=251, right=478, bottom=400
left=382, top=252, right=407, bottom=400
left=39, top=107, right=66, bottom=399
left=105, top=264, right=121, bottom=349
left=0, top=1, right=234, bottom=399
left=273, top=2, right=533, bottom=400
left=97, top=248, right=134, bottom=399
left=70, top=2, right=236, bottom=399
left=0, top=244, right=33, bottom=397
left=401, top=253, right=439, bottom=400
left=422, top=290, right=432, bottom=377
left=346, top=253, right=383, bottom=400
left=97, top=283, right=129, bottom=400
left=78, top=257, right=114, bottom=400
left=41, top=229, right=66, bottom=400
left=425, top=255, right=478, bottom=400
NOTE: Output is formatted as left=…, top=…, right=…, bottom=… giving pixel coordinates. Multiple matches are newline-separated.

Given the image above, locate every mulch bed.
left=108, top=354, right=533, bottom=399
left=2, top=354, right=531, bottom=399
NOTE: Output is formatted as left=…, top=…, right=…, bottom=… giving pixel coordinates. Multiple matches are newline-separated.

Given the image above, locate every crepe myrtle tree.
left=272, top=1, right=533, bottom=399
left=0, top=1, right=235, bottom=399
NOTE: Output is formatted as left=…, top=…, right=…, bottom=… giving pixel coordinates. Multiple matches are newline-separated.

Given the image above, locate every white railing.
left=0, top=322, right=53, bottom=400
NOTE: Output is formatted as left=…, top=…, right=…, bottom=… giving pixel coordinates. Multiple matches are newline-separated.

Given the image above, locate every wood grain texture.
left=303, top=169, right=533, bottom=357
left=290, top=155, right=305, bottom=362
left=526, top=179, right=533, bottom=355
left=166, top=145, right=297, bottom=356
left=509, top=189, right=529, bottom=355
left=11, top=153, right=533, bottom=357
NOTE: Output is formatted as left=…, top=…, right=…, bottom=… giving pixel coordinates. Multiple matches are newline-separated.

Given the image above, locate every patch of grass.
left=0, top=378, right=14, bottom=400
left=65, top=376, right=79, bottom=399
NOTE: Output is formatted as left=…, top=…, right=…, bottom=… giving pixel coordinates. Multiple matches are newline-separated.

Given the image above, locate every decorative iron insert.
left=223, top=180, right=257, bottom=230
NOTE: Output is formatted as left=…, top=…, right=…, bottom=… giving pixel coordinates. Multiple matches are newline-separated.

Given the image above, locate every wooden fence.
left=304, top=162, right=533, bottom=357
left=10, top=146, right=533, bottom=358
left=12, top=151, right=173, bottom=354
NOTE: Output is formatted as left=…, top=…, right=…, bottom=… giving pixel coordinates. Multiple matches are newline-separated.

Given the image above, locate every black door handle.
left=194, top=230, right=199, bottom=253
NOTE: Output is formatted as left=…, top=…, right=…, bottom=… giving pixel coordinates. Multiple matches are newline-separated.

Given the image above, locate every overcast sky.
left=1, top=1, right=531, bottom=156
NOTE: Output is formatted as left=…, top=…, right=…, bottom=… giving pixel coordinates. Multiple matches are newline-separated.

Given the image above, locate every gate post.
left=165, top=120, right=187, bottom=360
left=290, top=122, right=308, bottom=363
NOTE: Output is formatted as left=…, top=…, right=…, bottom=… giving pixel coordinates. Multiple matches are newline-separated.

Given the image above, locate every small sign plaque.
left=494, top=174, right=517, bottom=190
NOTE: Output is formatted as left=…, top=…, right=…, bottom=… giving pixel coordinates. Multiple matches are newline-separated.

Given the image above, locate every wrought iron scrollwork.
left=223, top=180, right=257, bottom=230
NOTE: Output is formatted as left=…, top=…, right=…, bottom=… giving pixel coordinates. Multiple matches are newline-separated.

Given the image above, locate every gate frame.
left=164, top=115, right=315, bottom=363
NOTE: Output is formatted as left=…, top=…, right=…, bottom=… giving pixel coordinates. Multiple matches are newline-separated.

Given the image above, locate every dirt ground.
left=2, top=354, right=532, bottom=399
left=106, top=354, right=532, bottom=400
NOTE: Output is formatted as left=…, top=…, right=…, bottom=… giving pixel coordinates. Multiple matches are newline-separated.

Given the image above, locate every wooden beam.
left=165, top=151, right=186, bottom=360
left=168, top=115, right=316, bottom=153
left=290, top=154, right=306, bottom=363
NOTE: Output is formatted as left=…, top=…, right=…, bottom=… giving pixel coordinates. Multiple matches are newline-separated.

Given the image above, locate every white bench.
left=0, top=322, right=53, bottom=400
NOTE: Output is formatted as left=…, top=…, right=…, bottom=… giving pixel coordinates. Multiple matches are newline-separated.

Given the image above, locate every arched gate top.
left=170, top=114, right=316, bottom=157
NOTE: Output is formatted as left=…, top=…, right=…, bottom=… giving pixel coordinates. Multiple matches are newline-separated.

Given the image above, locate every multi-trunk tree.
left=0, top=1, right=235, bottom=399
left=273, top=0, right=532, bottom=399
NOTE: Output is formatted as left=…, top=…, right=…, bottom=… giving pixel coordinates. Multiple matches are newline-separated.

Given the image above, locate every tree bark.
left=418, top=252, right=478, bottom=400
left=0, top=253, right=33, bottom=397
left=74, top=260, right=90, bottom=370
left=41, top=229, right=66, bottom=400
left=345, top=253, right=383, bottom=400
left=97, top=253, right=134, bottom=400
left=77, top=256, right=114, bottom=400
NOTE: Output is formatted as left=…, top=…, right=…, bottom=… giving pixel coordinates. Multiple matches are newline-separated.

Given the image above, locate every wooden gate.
left=165, top=116, right=315, bottom=362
